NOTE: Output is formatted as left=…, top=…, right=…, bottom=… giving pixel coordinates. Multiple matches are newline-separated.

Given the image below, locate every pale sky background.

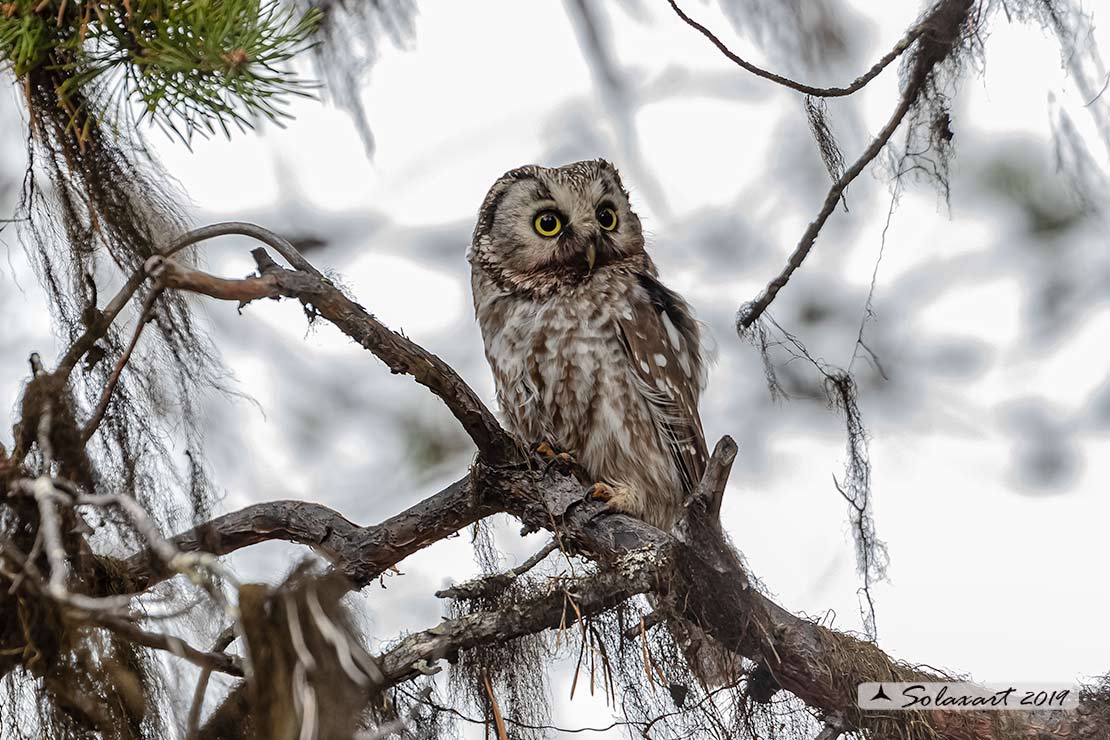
left=2, top=0, right=1109, bottom=736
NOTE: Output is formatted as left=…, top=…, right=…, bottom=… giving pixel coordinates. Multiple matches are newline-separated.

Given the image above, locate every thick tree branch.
left=41, top=222, right=1096, bottom=740
left=121, top=475, right=500, bottom=592
left=162, top=453, right=1104, bottom=740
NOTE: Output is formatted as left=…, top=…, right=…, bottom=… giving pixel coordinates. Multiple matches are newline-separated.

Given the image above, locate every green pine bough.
left=0, top=0, right=322, bottom=139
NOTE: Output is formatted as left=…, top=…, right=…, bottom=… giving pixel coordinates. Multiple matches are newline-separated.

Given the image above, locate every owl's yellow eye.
left=533, top=211, right=563, bottom=237
left=596, top=206, right=618, bottom=231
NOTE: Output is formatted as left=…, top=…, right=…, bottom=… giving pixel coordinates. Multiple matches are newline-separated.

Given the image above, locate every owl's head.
left=469, top=159, right=647, bottom=293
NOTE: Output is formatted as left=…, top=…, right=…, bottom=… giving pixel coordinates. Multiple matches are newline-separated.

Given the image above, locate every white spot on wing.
left=654, top=353, right=667, bottom=367
left=661, top=312, right=683, bottom=350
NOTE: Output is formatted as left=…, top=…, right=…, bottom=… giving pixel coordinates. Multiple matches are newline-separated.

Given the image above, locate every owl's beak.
left=585, top=242, right=597, bottom=272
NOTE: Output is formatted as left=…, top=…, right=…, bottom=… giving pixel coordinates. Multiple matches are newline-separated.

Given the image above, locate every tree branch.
left=160, top=451, right=1105, bottom=740
left=674, top=0, right=975, bottom=331
left=121, top=475, right=500, bottom=593
left=33, top=221, right=1098, bottom=740
left=435, top=539, right=559, bottom=600
left=667, top=0, right=923, bottom=98
left=146, top=244, right=518, bottom=465
left=380, top=564, right=655, bottom=685
left=687, top=435, right=737, bottom=524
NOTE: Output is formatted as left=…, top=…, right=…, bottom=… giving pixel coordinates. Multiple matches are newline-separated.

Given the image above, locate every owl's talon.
left=586, top=483, right=635, bottom=516
left=534, top=441, right=575, bottom=463
left=587, top=482, right=616, bottom=503
left=532, top=441, right=577, bottom=475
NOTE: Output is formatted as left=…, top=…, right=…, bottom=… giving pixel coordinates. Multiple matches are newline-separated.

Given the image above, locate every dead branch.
left=120, top=476, right=500, bottom=593
left=666, top=0, right=976, bottom=331
left=6, top=219, right=1102, bottom=740
left=435, top=539, right=559, bottom=600
left=146, top=239, right=518, bottom=465
left=79, top=287, right=163, bottom=443
left=737, top=0, right=975, bottom=330
left=89, top=613, right=243, bottom=677
left=380, top=565, right=655, bottom=685
left=687, top=435, right=738, bottom=524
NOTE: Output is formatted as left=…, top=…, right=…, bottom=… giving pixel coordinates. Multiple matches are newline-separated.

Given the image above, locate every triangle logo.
left=870, top=685, right=892, bottom=701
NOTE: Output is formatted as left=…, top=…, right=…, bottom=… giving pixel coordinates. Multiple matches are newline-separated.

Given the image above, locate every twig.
left=55, top=221, right=321, bottom=377
left=187, top=626, right=239, bottom=739
left=725, top=0, right=975, bottom=330
left=53, top=271, right=147, bottom=377
left=395, top=684, right=635, bottom=736
left=159, top=221, right=324, bottom=277
left=622, top=609, right=664, bottom=640
left=435, top=539, right=558, bottom=600
left=667, top=0, right=922, bottom=98
left=90, top=613, right=243, bottom=677
left=80, top=286, right=163, bottom=443
left=148, top=242, right=518, bottom=464
left=32, top=476, right=68, bottom=599
left=71, top=491, right=241, bottom=633
left=482, top=673, right=509, bottom=740
left=687, top=435, right=738, bottom=523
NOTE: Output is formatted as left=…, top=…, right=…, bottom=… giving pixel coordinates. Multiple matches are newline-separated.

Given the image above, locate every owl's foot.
left=586, top=482, right=635, bottom=514
left=532, top=441, right=576, bottom=474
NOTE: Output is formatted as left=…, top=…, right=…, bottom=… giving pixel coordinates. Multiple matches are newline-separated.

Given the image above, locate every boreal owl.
left=468, top=159, right=708, bottom=531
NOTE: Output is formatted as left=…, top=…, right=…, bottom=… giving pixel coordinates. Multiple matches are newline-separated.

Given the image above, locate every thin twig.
left=435, top=539, right=558, bottom=599
left=80, top=286, right=163, bottom=443
left=482, top=673, right=509, bottom=740
left=90, top=613, right=243, bottom=676
left=55, top=221, right=320, bottom=377
left=187, top=626, right=238, bottom=739
left=736, top=0, right=972, bottom=330
left=667, top=0, right=922, bottom=98
left=693, top=0, right=972, bottom=330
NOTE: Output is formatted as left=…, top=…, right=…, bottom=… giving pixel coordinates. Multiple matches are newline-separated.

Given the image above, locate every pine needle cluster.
left=1, top=0, right=320, bottom=139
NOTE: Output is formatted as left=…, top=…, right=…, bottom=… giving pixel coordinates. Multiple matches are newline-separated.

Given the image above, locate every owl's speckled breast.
left=473, top=268, right=684, bottom=528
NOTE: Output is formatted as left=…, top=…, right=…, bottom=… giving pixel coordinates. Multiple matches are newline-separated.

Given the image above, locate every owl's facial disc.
left=473, top=160, right=645, bottom=290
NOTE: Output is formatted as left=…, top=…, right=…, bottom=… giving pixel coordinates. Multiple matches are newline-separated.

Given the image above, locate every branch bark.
left=121, top=476, right=500, bottom=592
left=146, top=248, right=519, bottom=465
left=119, top=458, right=1104, bottom=740
left=61, top=223, right=1099, bottom=740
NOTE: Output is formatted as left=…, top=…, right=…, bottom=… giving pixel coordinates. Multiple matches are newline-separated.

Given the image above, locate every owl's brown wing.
left=616, top=273, right=708, bottom=498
